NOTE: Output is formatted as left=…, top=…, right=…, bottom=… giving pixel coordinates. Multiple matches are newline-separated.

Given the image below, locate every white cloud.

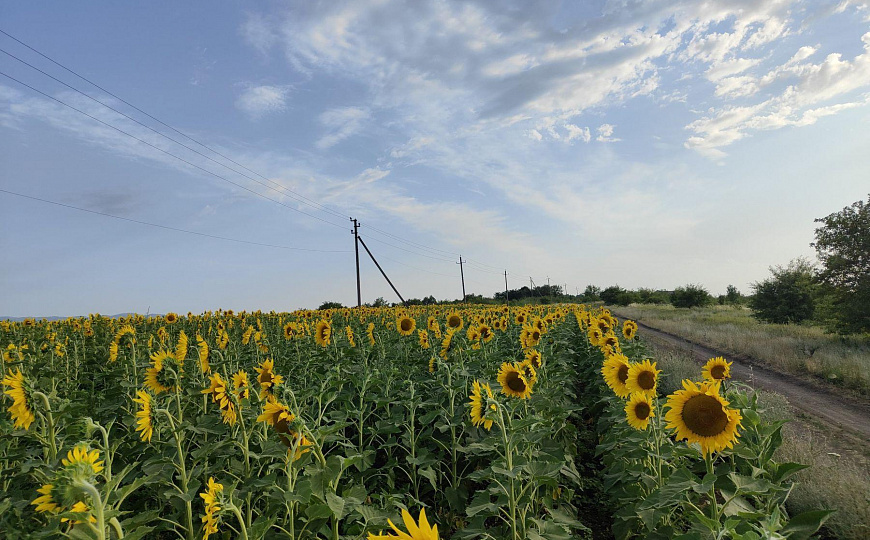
left=316, top=106, right=370, bottom=149
left=565, top=124, right=591, bottom=143
left=235, top=85, right=291, bottom=119
left=596, top=123, right=620, bottom=142
left=686, top=32, right=870, bottom=156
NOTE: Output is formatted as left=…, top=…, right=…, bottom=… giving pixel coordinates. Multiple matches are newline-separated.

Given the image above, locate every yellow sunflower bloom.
left=397, top=315, right=416, bottom=336
left=601, top=354, right=631, bottom=398
left=625, top=392, right=655, bottom=430
left=133, top=390, right=155, bottom=442
left=665, top=380, right=742, bottom=455
left=2, top=368, right=35, bottom=430
left=622, top=320, right=638, bottom=340
left=368, top=508, right=439, bottom=540
left=702, top=356, right=732, bottom=382
left=497, top=362, right=533, bottom=399
left=144, top=350, right=178, bottom=394
left=200, top=477, right=223, bottom=540
left=625, top=359, right=660, bottom=396
left=315, top=320, right=332, bottom=347
left=468, top=380, right=495, bottom=430
left=445, top=312, right=463, bottom=330
left=254, top=358, right=284, bottom=397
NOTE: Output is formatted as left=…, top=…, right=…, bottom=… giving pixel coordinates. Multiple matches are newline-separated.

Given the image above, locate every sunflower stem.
left=33, top=392, right=57, bottom=462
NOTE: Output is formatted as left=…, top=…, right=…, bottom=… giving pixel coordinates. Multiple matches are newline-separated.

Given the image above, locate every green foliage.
left=750, top=259, right=817, bottom=324
left=600, top=286, right=639, bottom=306
left=317, top=301, right=344, bottom=310
left=583, top=285, right=601, bottom=302
left=670, top=284, right=712, bottom=308
left=812, top=195, right=870, bottom=334
left=636, top=288, right=672, bottom=305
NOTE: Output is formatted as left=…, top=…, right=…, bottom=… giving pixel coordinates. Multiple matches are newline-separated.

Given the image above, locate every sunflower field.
left=0, top=306, right=832, bottom=539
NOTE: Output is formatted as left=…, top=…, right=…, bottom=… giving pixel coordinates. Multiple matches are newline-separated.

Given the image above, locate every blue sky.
left=2, top=0, right=869, bottom=316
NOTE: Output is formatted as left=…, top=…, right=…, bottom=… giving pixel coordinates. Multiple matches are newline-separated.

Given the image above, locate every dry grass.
left=650, top=344, right=870, bottom=539
left=616, top=304, right=870, bottom=396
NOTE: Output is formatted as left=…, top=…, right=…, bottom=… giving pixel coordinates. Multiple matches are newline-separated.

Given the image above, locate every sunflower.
left=599, top=333, right=620, bottom=353
left=497, top=362, right=533, bottom=399
left=346, top=326, right=356, bottom=348
left=368, top=508, right=439, bottom=540
left=626, top=359, right=660, bottom=396
left=200, top=477, right=223, bottom=540
left=702, top=357, right=732, bottom=382
left=257, top=400, right=311, bottom=459
left=175, top=331, right=188, bottom=364
left=625, top=393, right=655, bottom=430
left=366, top=322, right=376, bottom=346
left=665, top=380, right=742, bottom=455
left=601, top=354, right=631, bottom=398
left=232, top=370, right=250, bottom=400
left=108, top=341, right=119, bottom=363
left=466, top=326, right=481, bottom=343
left=62, top=445, right=104, bottom=477
left=144, top=351, right=179, bottom=394
left=254, top=358, right=284, bottom=397
left=418, top=330, right=430, bottom=349
left=2, top=368, right=35, bottom=430
left=478, top=324, right=493, bottom=343
left=518, top=360, right=538, bottom=386
left=445, top=312, right=463, bottom=330
left=622, top=320, right=638, bottom=340
left=468, top=380, right=495, bottom=430
left=133, top=390, right=155, bottom=442
left=397, top=315, right=416, bottom=336
left=32, top=483, right=59, bottom=514
left=283, top=321, right=301, bottom=340
left=515, top=312, right=527, bottom=325
left=195, top=334, right=210, bottom=373
left=164, top=312, right=178, bottom=324
left=203, top=373, right=237, bottom=426
left=524, top=349, right=543, bottom=370
left=315, top=320, right=332, bottom=347
left=242, top=325, right=254, bottom=345
left=217, top=329, right=229, bottom=350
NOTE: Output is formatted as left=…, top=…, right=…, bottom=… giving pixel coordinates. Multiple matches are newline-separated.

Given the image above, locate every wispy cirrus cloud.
left=235, top=85, right=291, bottom=119
left=316, top=106, right=370, bottom=149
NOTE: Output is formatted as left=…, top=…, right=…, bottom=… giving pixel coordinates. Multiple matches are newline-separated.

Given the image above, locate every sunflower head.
left=601, top=354, right=632, bottom=398
left=133, top=390, right=155, bottom=442
left=2, top=368, right=36, bottom=430
left=368, top=508, right=439, bottom=540
left=164, top=312, right=178, bottom=324
left=524, top=349, right=543, bottom=370
left=625, top=392, right=655, bottom=430
left=315, top=320, right=332, bottom=347
left=446, top=312, right=463, bottom=330
left=702, top=356, right=732, bottom=382
left=622, top=320, right=638, bottom=340
left=626, top=359, right=660, bottom=395
left=145, top=350, right=181, bottom=394
left=255, top=358, right=284, bottom=396
left=468, top=380, right=496, bottom=430
left=665, top=380, right=742, bottom=455
left=497, top=362, right=533, bottom=399
left=397, top=315, right=416, bottom=336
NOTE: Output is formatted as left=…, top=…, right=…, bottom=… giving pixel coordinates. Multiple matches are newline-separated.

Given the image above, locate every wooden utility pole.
left=504, top=271, right=509, bottom=305
left=351, top=218, right=361, bottom=307
left=457, top=256, right=467, bottom=303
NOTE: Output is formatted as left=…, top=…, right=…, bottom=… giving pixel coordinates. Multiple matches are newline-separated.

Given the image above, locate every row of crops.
left=1, top=305, right=831, bottom=539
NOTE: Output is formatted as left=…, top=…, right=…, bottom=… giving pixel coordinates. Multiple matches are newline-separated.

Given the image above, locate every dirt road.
left=615, top=314, right=870, bottom=444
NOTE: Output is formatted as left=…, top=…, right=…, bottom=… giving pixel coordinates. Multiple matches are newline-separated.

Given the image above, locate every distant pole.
left=457, top=256, right=467, bottom=303
left=351, top=218, right=361, bottom=307
left=504, top=271, right=509, bottom=305
left=564, top=283, right=567, bottom=297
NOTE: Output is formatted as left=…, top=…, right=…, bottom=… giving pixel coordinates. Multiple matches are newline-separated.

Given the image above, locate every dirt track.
left=615, top=314, right=870, bottom=445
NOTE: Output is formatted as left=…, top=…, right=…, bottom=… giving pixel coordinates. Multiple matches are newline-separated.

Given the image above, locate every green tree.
left=749, top=259, right=816, bottom=324
left=725, top=285, right=742, bottom=304
left=318, top=301, right=343, bottom=310
left=812, top=195, right=870, bottom=334
left=582, top=285, right=601, bottom=301
left=671, top=284, right=712, bottom=308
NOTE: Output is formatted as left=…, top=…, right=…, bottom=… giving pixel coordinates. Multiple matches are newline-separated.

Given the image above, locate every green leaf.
left=305, top=503, right=333, bottom=521
left=326, top=492, right=346, bottom=519
left=773, top=462, right=809, bottom=483
left=781, top=510, right=835, bottom=540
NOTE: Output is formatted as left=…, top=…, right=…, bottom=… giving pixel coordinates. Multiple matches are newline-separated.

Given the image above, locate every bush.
left=600, top=286, right=638, bottom=306
left=750, top=258, right=816, bottom=324
left=670, top=284, right=712, bottom=308
left=636, top=288, right=671, bottom=304
left=318, top=301, right=343, bottom=310
left=812, top=195, right=870, bottom=334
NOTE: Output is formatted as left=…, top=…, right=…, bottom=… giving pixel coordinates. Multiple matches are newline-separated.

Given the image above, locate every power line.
left=0, top=189, right=352, bottom=253
left=0, top=28, right=350, bottom=221
left=0, top=29, right=547, bottom=282
left=361, top=234, right=457, bottom=263
left=0, top=70, right=350, bottom=231
left=0, top=46, right=351, bottom=223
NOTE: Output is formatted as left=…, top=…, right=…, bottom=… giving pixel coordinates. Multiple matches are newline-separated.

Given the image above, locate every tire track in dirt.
left=613, top=313, right=870, bottom=444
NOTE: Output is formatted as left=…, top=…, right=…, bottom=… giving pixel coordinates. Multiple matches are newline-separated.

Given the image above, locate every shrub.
left=670, top=284, right=712, bottom=308
left=750, top=258, right=816, bottom=324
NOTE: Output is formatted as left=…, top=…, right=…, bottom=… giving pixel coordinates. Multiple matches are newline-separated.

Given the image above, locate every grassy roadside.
left=650, top=346, right=870, bottom=539
left=613, top=304, right=870, bottom=396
